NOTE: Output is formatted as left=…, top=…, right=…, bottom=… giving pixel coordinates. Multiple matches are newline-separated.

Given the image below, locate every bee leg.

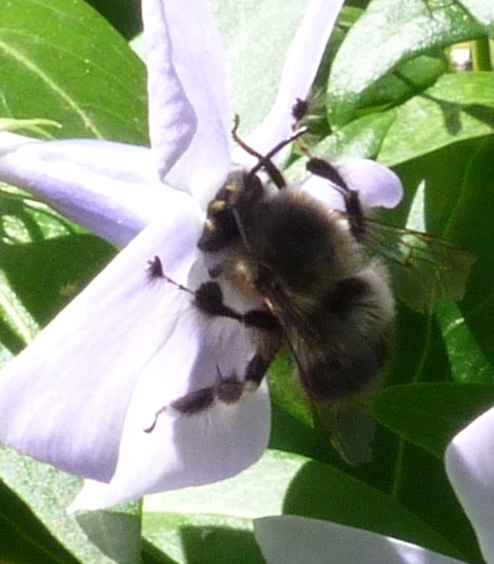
left=144, top=354, right=269, bottom=432
left=146, top=257, right=280, bottom=331
left=146, top=255, right=196, bottom=296
left=305, top=157, right=367, bottom=241
left=195, top=280, right=280, bottom=330
left=143, top=259, right=279, bottom=432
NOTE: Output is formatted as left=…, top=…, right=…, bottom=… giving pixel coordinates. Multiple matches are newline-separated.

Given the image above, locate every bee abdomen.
left=302, top=263, right=394, bottom=403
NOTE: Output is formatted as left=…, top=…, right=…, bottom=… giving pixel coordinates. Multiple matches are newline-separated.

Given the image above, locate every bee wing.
left=367, top=221, right=476, bottom=313
left=263, top=288, right=376, bottom=465
left=312, top=398, right=376, bottom=465
left=0, top=206, right=269, bottom=508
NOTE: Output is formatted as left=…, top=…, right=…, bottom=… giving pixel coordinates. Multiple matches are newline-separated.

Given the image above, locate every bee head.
left=197, top=170, right=265, bottom=252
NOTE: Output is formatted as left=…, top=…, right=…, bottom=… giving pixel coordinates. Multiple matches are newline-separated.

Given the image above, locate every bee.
left=148, top=126, right=474, bottom=464
left=147, top=126, right=395, bottom=464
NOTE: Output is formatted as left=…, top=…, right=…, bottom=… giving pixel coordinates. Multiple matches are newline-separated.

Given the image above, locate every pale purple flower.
left=445, top=405, right=494, bottom=563
left=254, top=515, right=467, bottom=564
left=0, top=0, right=403, bottom=511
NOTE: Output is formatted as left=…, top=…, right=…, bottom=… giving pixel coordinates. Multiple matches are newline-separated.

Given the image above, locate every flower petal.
left=0, top=197, right=204, bottom=483
left=0, top=134, right=187, bottom=246
left=244, top=0, right=345, bottom=159
left=70, top=341, right=269, bottom=510
left=148, top=0, right=232, bottom=205
left=254, top=516, right=467, bottom=564
left=445, top=405, right=494, bottom=563
left=300, top=158, right=403, bottom=211
left=143, top=0, right=197, bottom=179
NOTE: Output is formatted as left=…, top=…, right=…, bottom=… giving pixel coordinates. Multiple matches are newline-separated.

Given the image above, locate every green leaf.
left=75, top=510, right=143, bottom=564
left=0, top=480, right=79, bottom=564
left=436, top=299, right=494, bottom=384
left=0, top=0, right=148, bottom=143
left=358, top=54, right=449, bottom=113
left=329, top=0, right=485, bottom=125
left=458, top=0, right=494, bottom=32
left=0, top=445, right=141, bottom=563
left=267, top=353, right=313, bottom=428
left=143, top=449, right=462, bottom=562
left=306, top=111, right=398, bottom=161
left=374, top=382, right=494, bottom=458
left=379, top=72, right=494, bottom=166
left=213, top=0, right=325, bottom=135
left=1, top=234, right=115, bottom=332
left=446, top=137, right=494, bottom=366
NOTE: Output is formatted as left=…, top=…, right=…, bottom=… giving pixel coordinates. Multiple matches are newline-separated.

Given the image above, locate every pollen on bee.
left=209, top=200, right=226, bottom=213
left=227, top=258, right=259, bottom=300
left=201, top=219, right=217, bottom=236
left=226, top=185, right=237, bottom=195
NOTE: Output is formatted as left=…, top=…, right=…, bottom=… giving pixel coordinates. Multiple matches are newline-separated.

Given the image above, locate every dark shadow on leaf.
left=76, top=510, right=141, bottom=563
left=391, top=69, right=494, bottom=136
left=0, top=235, right=115, bottom=327
left=178, top=525, right=264, bottom=564
left=415, top=95, right=494, bottom=136
left=281, top=460, right=467, bottom=561
left=141, top=538, right=178, bottom=564
left=0, top=479, right=79, bottom=564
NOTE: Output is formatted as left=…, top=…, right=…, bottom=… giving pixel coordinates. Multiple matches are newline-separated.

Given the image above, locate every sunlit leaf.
left=328, top=0, right=485, bottom=125
left=143, top=449, right=461, bottom=562
left=0, top=0, right=147, bottom=143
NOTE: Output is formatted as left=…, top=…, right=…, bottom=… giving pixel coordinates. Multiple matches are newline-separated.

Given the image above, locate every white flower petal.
left=70, top=335, right=270, bottom=510
left=0, top=197, right=204, bottom=482
left=245, top=0, right=345, bottom=159
left=334, top=158, right=404, bottom=208
left=152, top=0, right=232, bottom=205
left=0, top=134, right=180, bottom=246
left=446, top=406, right=494, bottom=563
left=254, top=516, right=467, bottom=564
left=143, top=0, right=198, bottom=179
left=297, top=175, right=347, bottom=210
left=301, top=158, right=403, bottom=210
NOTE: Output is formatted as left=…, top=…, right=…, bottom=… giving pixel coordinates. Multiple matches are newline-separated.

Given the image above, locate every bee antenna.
left=232, top=114, right=306, bottom=190
left=232, top=115, right=262, bottom=159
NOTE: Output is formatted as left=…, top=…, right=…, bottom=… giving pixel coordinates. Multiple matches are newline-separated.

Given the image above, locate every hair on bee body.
left=197, top=126, right=395, bottom=463
left=146, top=120, right=396, bottom=464
left=165, top=122, right=474, bottom=463
left=305, top=155, right=476, bottom=313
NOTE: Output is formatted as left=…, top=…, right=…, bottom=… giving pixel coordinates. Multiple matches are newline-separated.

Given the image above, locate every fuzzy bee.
left=149, top=134, right=475, bottom=464
left=145, top=135, right=397, bottom=464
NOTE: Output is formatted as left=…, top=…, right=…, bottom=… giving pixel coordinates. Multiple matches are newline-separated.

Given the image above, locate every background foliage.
left=0, top=0, right=493, bottom=562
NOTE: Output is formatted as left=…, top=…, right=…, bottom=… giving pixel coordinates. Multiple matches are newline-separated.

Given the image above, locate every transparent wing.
left=312, top=397, right=376, bottom=465
left=264, top=287, right=377, bottom=465
left=0, top=203, right=269, bottom=507
left=366, top=220, right=476, bottom=313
